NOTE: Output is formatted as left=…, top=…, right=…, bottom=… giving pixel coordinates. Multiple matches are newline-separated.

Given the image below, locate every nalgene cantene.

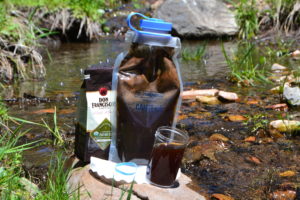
left=109, top=13, right=183, bottom=165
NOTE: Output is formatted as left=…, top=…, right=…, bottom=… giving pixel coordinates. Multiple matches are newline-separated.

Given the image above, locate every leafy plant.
left=222, top=42, right=270, bottom=86
left=182, top=44, right=206, bottom=61
left=229, top=0, right=259, bottom=39
left=244, top=113, right=269, bottom=133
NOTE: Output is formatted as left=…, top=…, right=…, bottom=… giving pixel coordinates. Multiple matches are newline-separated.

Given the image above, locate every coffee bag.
left=75, top=64, right=115, bottom=162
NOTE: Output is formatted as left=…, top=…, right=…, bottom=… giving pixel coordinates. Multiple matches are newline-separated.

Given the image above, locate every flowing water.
left=2, top=38, right=300, bottom=199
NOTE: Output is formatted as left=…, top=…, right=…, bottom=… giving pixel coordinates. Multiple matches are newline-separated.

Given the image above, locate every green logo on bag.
left=91, top=118, right=112, bottom=150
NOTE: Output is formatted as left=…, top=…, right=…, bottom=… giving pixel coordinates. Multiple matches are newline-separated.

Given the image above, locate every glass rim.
left=155, top=126, right=189, bottom=144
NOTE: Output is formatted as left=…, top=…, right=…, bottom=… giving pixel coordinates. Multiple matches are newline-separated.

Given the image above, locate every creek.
left=2, top=38, right=300, bottom=199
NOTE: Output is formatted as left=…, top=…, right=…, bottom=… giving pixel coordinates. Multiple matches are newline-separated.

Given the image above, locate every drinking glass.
left=147, top=126, right=189, bottom=187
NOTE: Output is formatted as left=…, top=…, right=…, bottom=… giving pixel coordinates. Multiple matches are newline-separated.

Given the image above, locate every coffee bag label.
left=86, top=90, right=115, bottom=150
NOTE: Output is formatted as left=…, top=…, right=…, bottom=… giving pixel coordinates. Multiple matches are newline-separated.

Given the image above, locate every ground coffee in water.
left=75, top=64, right=115, bottom=163
left=116, top=44, right=181, bottom=163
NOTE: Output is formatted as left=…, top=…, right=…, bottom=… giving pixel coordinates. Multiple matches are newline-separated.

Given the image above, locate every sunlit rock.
left=209, top=133, right=229, bottom=142
left=270, top=190, right=296, bottom=200
left=271, top=63, right=287, bottom=71
left=269, top=120, right=300, bottom=132
left=218, top=91, right=239, bottom=102
left=182, top=89, right=219, bottom=100
left=211, top=193, right=235, bottom=200
left=283, top=84, right=300, bottom=106
left=155, top=0, right=238, bottom=38
left=279, top=170, right=296, bottom=177
left=196, top=96, right=221, bottom=105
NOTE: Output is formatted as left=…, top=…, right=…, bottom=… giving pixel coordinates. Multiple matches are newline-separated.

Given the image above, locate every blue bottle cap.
left=127, top=12, right=172, bottom=37
left=140, top=18, right=172, bottom=32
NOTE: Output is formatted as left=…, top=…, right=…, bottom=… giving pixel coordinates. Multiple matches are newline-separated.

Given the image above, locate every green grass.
left=0, top=101, right=78, bottom=200
left=11, top=107, right=65, bottom=147
left=222, top=42, right=271, bottom=86
left=182, top=44, right=206, bottom=61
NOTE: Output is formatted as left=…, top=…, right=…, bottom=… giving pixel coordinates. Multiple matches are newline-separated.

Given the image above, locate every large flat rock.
left=67, top=159, right=206, bottom=200
left=154, top=0, right=238, bottom=38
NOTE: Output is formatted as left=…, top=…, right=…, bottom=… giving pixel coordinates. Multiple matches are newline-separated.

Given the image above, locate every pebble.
left=209, top=133, right=229, bottom=142
left=182, top=89, right=219, bottom=100
left=218, top=91, right=239, bottom=102
left=225, top=115, right=247, bottom=122
left=271, top=63, right=287, bottom=71
left=269, top=120, right=300, bottom=132
left=196, top=96, right=221, bottom=105
left=279, top=170, right=296, bottom=177
left=244, top=136, right=256, bottom=142
left=270, top=190, right=296, bottom=200
left=211, top=193, right=235, bottom=200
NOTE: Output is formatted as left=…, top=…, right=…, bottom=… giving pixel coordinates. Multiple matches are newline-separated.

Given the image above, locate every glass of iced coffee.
left=147, top=126, right=189, bottom=187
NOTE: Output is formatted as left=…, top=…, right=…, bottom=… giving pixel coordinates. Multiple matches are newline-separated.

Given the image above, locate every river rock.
left=291, top=49, right=300, bottom=58
left=122, top=174, right=206, bottom=200
left=270, top=190, right=296, bottom=200
left=68, top=163, right=206, bottom=200
left=269, top=120, right=300, bottom=132
left=211, top=193, right=235, bottom=200
left=279, top=170, right=296, bottom=177
left=209, top=133, right=229, bottom=142
left=218, top=91, right=239, bottom=102
left=196, top=96, right=221, bottom=105
left=283, top=84, right=300, bottom=106
left=182, top=89, right=219, bottom=100
left=271, top=63, right=287, bottom=71
left=154, top=0, right=238, bottom=38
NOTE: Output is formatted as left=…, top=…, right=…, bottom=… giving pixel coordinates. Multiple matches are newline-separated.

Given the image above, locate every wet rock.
left=155, top=0, right=238, bottom=38
left=270, top=190, right=296, bottom=200
left=218, top=91, right=239, bottom=102
left=209, top=133, right=229, bottom=142
left=244, top=136, right=256, bottom=142
left=269, top=120, right=300, bottom=133
left=184, top=141, right=226, bottom=163
left=245, top=156, right=261, bottom=165
left=182, top=89, right=219, bottom=100
left=266, top=104, right=288, bottom=112
left=291, top=50, right=300, bottom=58
left=122, top=174, right=206, bottom=200
left=196, top=96, right=221, bottom=105
left=271, top=63, right=288, bottom=71
left=246, top=100, right=259, bottom=105
left=32, top=108, right=55, bottom=114
left=270, top=86, right=282, bottom=94
left=279, top=170, right=296, bottom=177
left=177, top=114, right=188, bottom=121
left=211, top=193, right=235, bottom=200
left=283, top=84, right=300, bottom=106
left=225, top=115, right=247, bottom=122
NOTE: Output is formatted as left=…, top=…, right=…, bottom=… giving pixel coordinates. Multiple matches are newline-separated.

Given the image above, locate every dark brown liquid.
left=147, top=142, right=185, bottom=186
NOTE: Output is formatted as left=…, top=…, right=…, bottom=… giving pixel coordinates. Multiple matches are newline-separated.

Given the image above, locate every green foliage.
left=182, top=44, right=206, bottom=61
left=244, top=113, right=269, bottom=133
left=11, top=107, right=64, bottom=147
left=36, top=153, right=79, bottom=200
left=0, top=127, right=39, bottom=199
left=231, top=0, right=259, bottom=39
left=222, top=42, right=270, bottom=86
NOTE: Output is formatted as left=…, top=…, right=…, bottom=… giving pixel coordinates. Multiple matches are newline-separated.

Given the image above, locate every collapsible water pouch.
left=109, top=13, right=183, bottom=165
